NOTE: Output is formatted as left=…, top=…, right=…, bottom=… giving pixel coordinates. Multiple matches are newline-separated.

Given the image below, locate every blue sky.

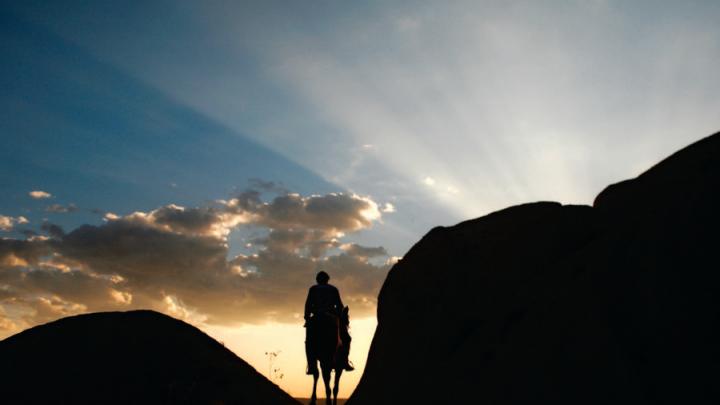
left=1, top=7, right=335, bottom=236
left=5, top=1, right=720, bottom=253
left=2, top=0, right=720, bottom=395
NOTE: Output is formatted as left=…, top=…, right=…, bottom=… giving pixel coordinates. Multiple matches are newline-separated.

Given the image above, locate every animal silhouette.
left=307, top=306, right=350, bottom=405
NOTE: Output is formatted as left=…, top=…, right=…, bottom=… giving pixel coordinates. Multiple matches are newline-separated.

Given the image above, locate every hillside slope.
left=0, top=310, right=299, bottom=405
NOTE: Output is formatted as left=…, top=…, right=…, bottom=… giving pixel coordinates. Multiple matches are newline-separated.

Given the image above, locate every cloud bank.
left=0, top=188, right=392, bottom=337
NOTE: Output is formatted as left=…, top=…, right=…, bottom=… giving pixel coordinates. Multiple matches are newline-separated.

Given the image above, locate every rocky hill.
left=349, top=132, right=720, bottom=405
left=0, top=310, right=299, bottom=405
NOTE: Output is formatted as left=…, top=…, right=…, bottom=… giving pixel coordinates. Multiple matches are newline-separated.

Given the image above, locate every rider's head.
left=316, top=271, right=330, bottom=285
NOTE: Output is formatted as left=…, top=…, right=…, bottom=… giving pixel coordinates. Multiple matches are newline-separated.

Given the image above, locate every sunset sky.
left=2, top=0, right=720, bottom=397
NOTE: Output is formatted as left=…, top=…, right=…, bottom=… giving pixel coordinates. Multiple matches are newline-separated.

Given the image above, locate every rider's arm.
left=304, top=287, right=314, bottom=320
left=335, top=287, right=344, bottom=312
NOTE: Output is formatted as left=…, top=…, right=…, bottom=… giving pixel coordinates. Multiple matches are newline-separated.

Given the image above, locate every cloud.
left=0, top=188, right=393, bottom=337
left=41, top=222, right=65, bottom=239
left=0, top=215, right=30, bottom=231
left=0, top=216, right=14, bottom=231
left=249, top=228, right=340, bottom=258
left=247, top=178, right=289, bottom=194
left=45, top=203, right=78, bottom=213
left=121, top=203, right=248, bottom=239
left=339, top=243, right=388, bottom=259
left=222, top=192, right=381, bottom=234
left=385, top=256, right=402, bottom=266
left=104, top=212, right=120, bottom=221
left=0, top=238, right=51, bottom=269
left=29, top=190, right=52, bottom=199
left=381, top=203, right=396, bottom=213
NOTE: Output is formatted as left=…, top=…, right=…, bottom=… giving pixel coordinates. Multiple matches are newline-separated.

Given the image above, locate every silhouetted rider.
left=304, top=271, right=354, bottom=374
left=305, top=271, right=343, bottom=321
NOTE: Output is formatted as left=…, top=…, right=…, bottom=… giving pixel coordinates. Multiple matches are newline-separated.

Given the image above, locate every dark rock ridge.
left=349, top=132, right=720, bottom=405
left=0, top=310, right=299, bottom=405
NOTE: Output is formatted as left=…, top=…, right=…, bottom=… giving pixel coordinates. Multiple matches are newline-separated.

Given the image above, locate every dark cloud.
left=0, top=238, right=50, bottom=267
left=41, top=222, right=65, bottom=238
left=45, top=203, right=78, bottom=213
left=247, top=178, right=289, bottom=194
left=90, top=208, right=108, bottom=216
left=340, top=243, right=388, bottom=258
left=58, top=220, right=228, bottom=285
left=229, top=192, right=381, bottom=233
left=0, top=189, right=393, bottom=337
left=250, top=228, right=340, bottom=258
left=143, top=204, right=231, bottom=237
left=19, top=229, right=38, bottom=239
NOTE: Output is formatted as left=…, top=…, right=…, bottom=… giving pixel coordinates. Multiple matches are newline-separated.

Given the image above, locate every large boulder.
left=0, top=310, right=299, bottom=405
left=349, top=132, right=720, bottom=405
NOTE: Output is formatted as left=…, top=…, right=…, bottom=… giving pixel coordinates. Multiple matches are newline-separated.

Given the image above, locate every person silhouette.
left=304, top=271, right=354, bottom=375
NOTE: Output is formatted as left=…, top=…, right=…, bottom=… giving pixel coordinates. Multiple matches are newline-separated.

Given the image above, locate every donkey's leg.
left=310, top=366, right=319, bottom=405
left=321, top=362, right=332, bottom=405
left=332, top=369, right=343, bottom=405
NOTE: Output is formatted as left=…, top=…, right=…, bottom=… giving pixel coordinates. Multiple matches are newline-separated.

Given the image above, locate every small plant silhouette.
left=264, top=350, right=284, bottom=383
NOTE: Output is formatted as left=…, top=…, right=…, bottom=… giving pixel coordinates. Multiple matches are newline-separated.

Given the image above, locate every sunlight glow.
left=205, top=316, right=378, bottom=399
left=98, top=1, right=718, bottom=224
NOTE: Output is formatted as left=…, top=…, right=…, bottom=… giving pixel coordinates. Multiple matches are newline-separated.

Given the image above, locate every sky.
left=2, top=0, right=720, bottom=398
